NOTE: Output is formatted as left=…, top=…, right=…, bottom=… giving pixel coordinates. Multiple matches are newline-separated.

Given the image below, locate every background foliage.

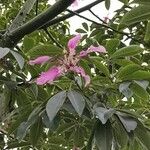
left=0, top=0, right=150, bottom=149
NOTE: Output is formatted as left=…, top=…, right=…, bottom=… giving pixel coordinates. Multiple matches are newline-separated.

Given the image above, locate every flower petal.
left=71, top=0, right=78, bottom=7
left=29, top=56, right=51, bottom=65
left=68, top=34, right=81, bottom=55
left=36, top=67, right=62, bottom=85
left=79, top=50, right=87, bottom=57
left=88, top=45, right=107, bottom=53
left=70, top=66, right=90, bottom=87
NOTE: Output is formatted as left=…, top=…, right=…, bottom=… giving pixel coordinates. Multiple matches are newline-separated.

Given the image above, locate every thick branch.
left=2, top=0, right=74, bottom=48
left=40, top=0, right=105, bottom=29
left=7, top=0, right=37, bottom=32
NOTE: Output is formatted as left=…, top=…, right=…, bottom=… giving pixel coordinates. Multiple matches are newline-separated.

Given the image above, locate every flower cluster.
left=29, top=34, right=106, bottom=87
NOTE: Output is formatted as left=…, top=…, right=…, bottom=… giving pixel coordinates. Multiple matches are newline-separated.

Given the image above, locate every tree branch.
left=1, top=0, right=74, bottom=48
left=66, top=9, right=141, bottom=43
left=7, top=0, right=37, bottom=33
left=43, top=28, right=63, bottom=49
left=89, top=9, right=106, bottom=24
left=40, top=0, right=105, bottom=29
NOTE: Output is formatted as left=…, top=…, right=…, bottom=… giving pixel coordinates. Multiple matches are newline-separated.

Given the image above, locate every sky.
left=48, top=0, right=123, bottom=33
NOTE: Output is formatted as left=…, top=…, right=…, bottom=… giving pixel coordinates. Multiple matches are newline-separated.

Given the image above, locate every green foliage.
left=121, top=5, right=150, bottom=26
left=0, top=0, right=150, bottom=149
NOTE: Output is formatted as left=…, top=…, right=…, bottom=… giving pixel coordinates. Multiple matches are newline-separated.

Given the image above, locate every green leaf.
left=135, top=120, right=150, bottom=150
left=113, top=116, right=128, bottom=149
left=135, top=80, right=149, bottom=90
left=133, top=0, right=150, bottom=5
left=5, top=141, right=31, bottom=149
left=0, top=47, right=10, bottom=59
left=79, top=59, right=91, bottom=76
left=23, top=36, right=35, bottom=52
left=16, top=105, right=42, bottom=141
left=82, top=22, right=88, bottom=31
left=67, top=91, right=85, bottom=116
left=92, top=59, right=109, bottom=77
left=113, top=59, right=134, bottom=66
left=30, top=118, right=42, bottom=146
left=74, top=127, right=85, bottom=147
left=106, top=38, right=120, bottom=55
left=46, top=91, right=66, bottom=122
left=121, top=5, right=150, bottom=26
left=117, top=64, right=141, bottom=80
left=27, top=44, right=63, bottom=58
left=105, top=0, right=110, bottom=10
left=119, top=82, right=133, bottom=98
left=117, top=113, right=137, bottom=132
left=94, top=107, right=115, bottom=124
left=76, top=28, right=86, bottom=33
left=118, top=0, right=128, bottom=4
left=10, top=50, right=24, bottom=69
left=16, top=122, right=29, bottom=141
left=144, top=21, right=150, bottom=42
left=95, top=121, right=113, bottom=150
left=111, top=45, right=143, bottom=58
left=123, top=70, right=150, bottom=80
left=130, top=82, right=149, bottom=101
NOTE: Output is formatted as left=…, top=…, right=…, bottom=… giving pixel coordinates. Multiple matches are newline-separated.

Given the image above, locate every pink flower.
left=70, top=66, right=90, bottom=87
left=29, top=56, right=51, bottom=65
left=88, top=45, right=107, bottom=53
left=79, top=45, right=106, bottom=57
left=71, top=0, right=79, bottom=7
left=68, top=34, right=81, bottom=55
left=103, top=16, right=109, bottom=23
left=29, top=34, right=106, bottom=87
left=36, top=67, right=62, bottom=85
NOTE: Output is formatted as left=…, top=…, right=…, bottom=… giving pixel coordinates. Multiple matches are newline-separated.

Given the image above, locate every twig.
left=66, top=9, right=141, bottom=43
left=43, top=28, right=64, bottom=49
left=89, top=9, right=106, bottom=24
left=40, top=0, right=105, bottom=29
left=35, top=0, right=39, bottom=16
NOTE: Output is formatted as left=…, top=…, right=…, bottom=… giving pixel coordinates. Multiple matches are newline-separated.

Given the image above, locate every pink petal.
left=36, top=67, right=62, bottom=85
left=29, top=56, right=51, bottom=65
left=68, top=34, right=81, bottom=55
left=70, top=66, right=90, bottom=87
left=88, top=45, right=107, bottom=53
left=79, top=50, right=87, bottom=57
left=71, top=0, right=78, bottom=7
